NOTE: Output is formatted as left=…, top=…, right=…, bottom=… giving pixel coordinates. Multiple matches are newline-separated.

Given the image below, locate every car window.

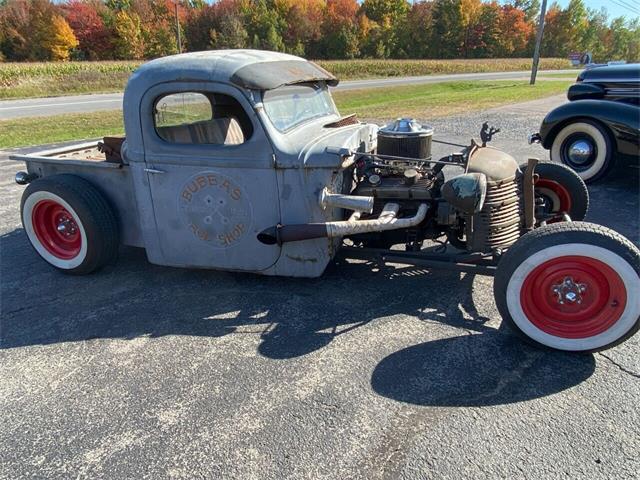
left=155, top=92, right=212, bottom=128
left=154, top=92, right=251, bottom=145
left=263, top=83, right=338, bottom=132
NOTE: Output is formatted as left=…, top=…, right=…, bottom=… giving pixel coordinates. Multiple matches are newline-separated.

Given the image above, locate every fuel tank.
left=466, top=146, right=521, bottom=183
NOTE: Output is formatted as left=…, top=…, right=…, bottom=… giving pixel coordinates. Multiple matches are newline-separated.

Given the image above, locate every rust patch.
left=285, top=254, right=318, bottom=263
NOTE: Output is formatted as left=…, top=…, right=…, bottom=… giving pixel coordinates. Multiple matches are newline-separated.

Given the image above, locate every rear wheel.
left=494, top=222, right=640, bottom=352
left=21, top=175, right=119, bottom=275
left=531, top=162, right=589, bottom=222
left=550, top=120, right=614, bottom=183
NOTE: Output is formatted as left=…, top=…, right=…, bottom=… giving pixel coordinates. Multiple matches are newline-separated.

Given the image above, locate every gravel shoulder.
left=0, top=101, right=638, bottom=480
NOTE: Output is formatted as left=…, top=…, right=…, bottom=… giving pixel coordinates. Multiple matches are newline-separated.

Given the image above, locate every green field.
left=1, top=110, right=124, bottom=148
left=333, top=79, right=572, bottom=119
left=0, top=79, right=572, bottom=149
left=0, top=58, right=573, bottom=100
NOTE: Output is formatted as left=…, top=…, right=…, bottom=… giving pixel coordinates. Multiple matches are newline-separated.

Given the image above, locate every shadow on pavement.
left=2, top=227, right=495, bottom=359
left=371, top=332, right=596, bottom=406
left=3, top=158, right=632, bottom=401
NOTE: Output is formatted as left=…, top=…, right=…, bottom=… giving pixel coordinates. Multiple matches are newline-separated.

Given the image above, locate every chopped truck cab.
left=13, top=50, right=640, bottom=353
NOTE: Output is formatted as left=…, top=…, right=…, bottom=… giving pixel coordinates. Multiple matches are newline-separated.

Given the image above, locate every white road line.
left=0, top=98, right=122, bottom=111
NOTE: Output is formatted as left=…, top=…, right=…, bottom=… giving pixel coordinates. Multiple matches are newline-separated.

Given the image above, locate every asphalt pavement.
left=0, top=98, right=638, bottom=479
left=0, top=69, right=577, bottom=120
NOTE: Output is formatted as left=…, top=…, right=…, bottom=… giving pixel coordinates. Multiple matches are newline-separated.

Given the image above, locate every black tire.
left=527, top=161, right=589, bottom=222
left=494, top=222, right=640, bottom=353
left=21, top=174, right=119, bottom=275
left=550, top=119, right=615, bottom=184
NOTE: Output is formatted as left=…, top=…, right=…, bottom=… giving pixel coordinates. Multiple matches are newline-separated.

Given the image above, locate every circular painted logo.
left=179, top=172, right=252, bottom=248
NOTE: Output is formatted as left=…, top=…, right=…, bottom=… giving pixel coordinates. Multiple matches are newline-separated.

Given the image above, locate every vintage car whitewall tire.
left=494, top=222, right=640, bottom=352
left=21, top=175, right=118, bottom=275
left=550, top=120, right=613, bottom=184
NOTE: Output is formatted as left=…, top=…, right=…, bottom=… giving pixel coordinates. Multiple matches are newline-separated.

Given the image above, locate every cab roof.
left=125, top=49, right=338, bottom=94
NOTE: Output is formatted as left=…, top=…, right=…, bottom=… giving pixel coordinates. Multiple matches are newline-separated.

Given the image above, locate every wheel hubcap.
left=552, top=276, right=587, bottom=304
left=31, top=200, right=81, bottom=260
left=567, top=140, right=594, bottom=165
left=562, top=133, right=597, bottom=170
left=521, top=256, right=627, bottom=339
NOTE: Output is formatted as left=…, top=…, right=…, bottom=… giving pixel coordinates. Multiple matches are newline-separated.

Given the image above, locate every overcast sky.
left=548, top=0, right=639, bottom=20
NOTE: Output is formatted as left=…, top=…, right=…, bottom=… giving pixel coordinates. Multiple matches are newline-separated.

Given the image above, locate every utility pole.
left=175, top=1, right=182, bottom=54
left=530, top=0, right=548, bottom=85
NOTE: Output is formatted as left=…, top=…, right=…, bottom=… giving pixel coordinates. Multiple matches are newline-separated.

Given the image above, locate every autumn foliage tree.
left=0, top=0, right=77, bottom=60
left=0, top=0, right=638, bottom=62
left=113, top=9, right=144, bottom=59
left=61, top=1, right=113, bottom=59
left=43, top=14, right=79, bottom=60
left=496, top=4, right=533, bottom=57
left=319, top=0, right=361, bottom=59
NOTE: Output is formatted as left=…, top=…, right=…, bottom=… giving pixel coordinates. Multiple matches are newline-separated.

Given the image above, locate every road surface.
left=0, top=69, right=577, bottom=120
left=1, top=96, right=638, bottom=479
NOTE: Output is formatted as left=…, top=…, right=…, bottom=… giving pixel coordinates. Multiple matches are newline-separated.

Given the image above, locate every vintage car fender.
left=539, top=99, right=640, bottom=157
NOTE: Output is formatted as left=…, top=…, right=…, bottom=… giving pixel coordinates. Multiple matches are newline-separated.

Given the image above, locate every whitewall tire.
left=550, top=120, right=613, bottom=183
left=22, top=190, right=88, bottom=269
left=20, top=175, right=119, bottom=275
left=494, top=222, right=640, bottom=352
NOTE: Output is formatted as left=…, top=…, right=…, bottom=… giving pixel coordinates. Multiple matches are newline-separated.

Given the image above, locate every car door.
left=140, top=81, right=281, bottom=271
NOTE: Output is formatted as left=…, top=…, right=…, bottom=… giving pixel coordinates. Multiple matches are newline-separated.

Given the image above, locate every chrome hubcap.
left=567, top=140, right=594, bottom=165
left=552, top=276, right=587, bottom=305
left=56, top=215, right=77, bottom=238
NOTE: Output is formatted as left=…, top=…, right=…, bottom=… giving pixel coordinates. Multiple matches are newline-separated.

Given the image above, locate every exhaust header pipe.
left=257, top=203, right=428, bottom=245
left=319, top=187, right=374, bottom=213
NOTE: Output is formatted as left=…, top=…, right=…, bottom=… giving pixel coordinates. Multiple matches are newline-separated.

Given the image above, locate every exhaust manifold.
left=257, top=202, right=428, bottom=245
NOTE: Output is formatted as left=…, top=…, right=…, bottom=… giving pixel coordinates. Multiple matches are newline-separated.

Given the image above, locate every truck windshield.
left=263, top=83, right=338, bottom=132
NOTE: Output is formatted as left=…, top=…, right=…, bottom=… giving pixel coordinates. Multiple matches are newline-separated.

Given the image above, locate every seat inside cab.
left=155, top=92, right=253, bottom=146
left=158, top=118, right=245, bottom=145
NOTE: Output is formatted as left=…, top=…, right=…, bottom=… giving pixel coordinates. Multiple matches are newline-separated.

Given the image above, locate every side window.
left=154, top=92, right=253, bottom=145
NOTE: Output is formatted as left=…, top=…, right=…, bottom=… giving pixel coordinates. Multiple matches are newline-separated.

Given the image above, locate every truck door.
left=140, top=83, right=281, bottom=271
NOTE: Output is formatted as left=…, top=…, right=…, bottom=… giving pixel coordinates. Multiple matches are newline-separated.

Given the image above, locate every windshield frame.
left=262, top=82, right=339, bottom=133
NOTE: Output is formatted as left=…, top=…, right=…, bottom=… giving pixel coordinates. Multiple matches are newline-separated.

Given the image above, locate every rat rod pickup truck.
left=13, top=50, right=640, bottom=353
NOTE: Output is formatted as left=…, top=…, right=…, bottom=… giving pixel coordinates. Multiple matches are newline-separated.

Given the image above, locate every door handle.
left=144, top=167, right=165, bottom=174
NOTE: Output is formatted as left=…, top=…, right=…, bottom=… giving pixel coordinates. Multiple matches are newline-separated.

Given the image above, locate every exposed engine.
left=350, top=119, right=524, bottom=252
left=257, top=118, right=529, bottom=254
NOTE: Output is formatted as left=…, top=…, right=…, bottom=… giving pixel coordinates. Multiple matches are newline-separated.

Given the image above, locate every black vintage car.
left=530, top=63, right=640, bottom=183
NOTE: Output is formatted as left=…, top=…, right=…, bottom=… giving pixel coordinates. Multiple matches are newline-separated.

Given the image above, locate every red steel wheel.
left=520, top=256, right=626, bottom=339
left=21, top=175, right=118, bottom=275
left=530, top=162, right=588, bottom=222
left=494, top=222, right=640, bottom=352
left=31, top=199, right=82, bottom=260
left=535, top=178, right=572, bottom=216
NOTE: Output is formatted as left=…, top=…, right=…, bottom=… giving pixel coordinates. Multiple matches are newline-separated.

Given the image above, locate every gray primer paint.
left=14, top=50, right=379, bottom=278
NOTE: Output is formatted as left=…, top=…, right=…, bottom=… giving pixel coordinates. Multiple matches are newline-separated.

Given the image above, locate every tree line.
left=0, top=0, right=638, bottom=62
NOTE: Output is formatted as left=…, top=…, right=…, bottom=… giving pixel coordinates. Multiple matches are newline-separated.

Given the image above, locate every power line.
left=616, top=0, right=639, bottom=13
left=609, top=0, right=639, bottom=16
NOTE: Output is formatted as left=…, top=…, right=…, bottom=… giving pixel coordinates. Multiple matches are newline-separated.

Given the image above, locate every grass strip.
left=1, top=110, right=124, bottom=149
left=333, top=79, right=572, bottom=119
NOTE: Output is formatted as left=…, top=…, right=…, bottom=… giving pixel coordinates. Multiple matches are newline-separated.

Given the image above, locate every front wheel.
left=550, top=120, right=614, bottom=184
left=524, top=161, right=589, bottom=222
left=494, top=222, right=640, bottom=352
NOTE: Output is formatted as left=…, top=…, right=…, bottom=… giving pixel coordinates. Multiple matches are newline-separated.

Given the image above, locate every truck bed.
left=10, top=139, right=144, bottom=248
left=10, top=141, right=119, bottom=168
